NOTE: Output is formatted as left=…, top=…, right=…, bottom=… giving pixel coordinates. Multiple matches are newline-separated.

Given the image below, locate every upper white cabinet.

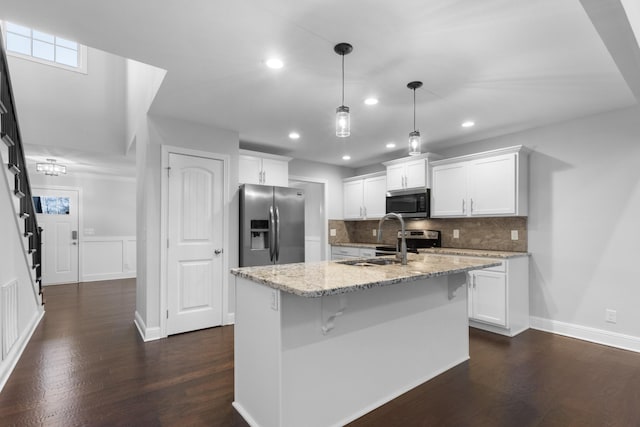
left=343, top=173, right=387, bottom=220
left=239, top=150, right=291, bottom=186
left=431, top=146, right=528, bottom=217
left=383, top=153, right=442, bottom=191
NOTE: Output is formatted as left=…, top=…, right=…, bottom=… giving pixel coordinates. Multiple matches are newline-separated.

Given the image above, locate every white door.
left=404, top=158, right=427, bottom=189
left=470, top=270, right=507, bottom=327
left=343, top=180, right=363, bottom=219
left=362, top=175, right=387, bottom=218
left=431, top=163, right=468, bottom=217
left=33, top=188, right=79, bottom=285
left=167, top=153, right=224, bottom=335
left=468, top=154, right=516, bottom=216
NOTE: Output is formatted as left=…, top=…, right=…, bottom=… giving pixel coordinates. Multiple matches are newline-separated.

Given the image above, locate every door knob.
left=214, top=249, right=223, bottom=255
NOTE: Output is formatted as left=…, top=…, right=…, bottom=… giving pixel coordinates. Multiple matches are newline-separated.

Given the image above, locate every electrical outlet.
left=605, top=309, right=617, bottom=324
left=511, top=230, right=519, bottom=240
left=453, top=229, right=459, bottom=239
left=372, top=229, right=377, bottom=236
left=330, top=228, right=337, bottom=237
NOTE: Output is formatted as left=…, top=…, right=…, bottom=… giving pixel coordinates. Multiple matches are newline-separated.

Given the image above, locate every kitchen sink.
left=337, top=258, right=403, bottom=267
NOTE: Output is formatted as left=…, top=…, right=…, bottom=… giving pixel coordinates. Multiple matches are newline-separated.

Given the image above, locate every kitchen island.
left=231, top=253, right=500, bottom=427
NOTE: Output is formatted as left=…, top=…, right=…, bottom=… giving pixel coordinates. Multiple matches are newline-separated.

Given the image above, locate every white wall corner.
left=134, top=310, right=162, bottom=342
left=530, top=316, right=640, bottom=353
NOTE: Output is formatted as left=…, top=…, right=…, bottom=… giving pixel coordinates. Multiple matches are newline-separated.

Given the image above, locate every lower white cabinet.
left=331, top=245, right=376, bottom=260
left=467, top=256, right=529, bottom=337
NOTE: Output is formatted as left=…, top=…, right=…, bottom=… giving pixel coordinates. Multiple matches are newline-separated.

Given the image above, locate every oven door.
left=385, top=188, right=430, bottom=218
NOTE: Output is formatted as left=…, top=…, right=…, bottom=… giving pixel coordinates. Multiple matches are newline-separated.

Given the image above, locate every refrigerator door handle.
left=269, top=205, right=275, bottom=262
left=275, top=206, right=281, bottom=261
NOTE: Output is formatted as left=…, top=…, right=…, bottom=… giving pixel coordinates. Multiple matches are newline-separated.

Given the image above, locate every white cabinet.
left=383, top=153, right=441, bottom=191
left=431, top=146, right=528, bottom=218
left=468, top=268, right=507, bottom=327
left=342, top=173, right=386, bottom=220
left=331, top=245, right=375, bottom=260
left=239, top=150, right=291, bottom=186
left=466, top=256, right=529, bottom=337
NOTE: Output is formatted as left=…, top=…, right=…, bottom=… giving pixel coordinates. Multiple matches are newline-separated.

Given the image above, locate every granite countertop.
left=331, top=242, right=529, bottom=258
left=331, top=242, right=380, bottom=249
left=231, top=253, right=500, bottom=297
left=418, top=247, right=529, bottom=259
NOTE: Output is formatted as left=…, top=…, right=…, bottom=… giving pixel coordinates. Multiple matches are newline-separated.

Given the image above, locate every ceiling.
left=2, top=0, right=639, bottom=169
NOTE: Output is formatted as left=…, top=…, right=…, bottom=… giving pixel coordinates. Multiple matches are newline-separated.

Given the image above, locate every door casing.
left=32, top=185, right=83, bottom=285
left=160, top=145, right=230, bottom=338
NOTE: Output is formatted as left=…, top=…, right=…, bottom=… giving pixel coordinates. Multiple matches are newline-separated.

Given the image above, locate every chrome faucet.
left=377, top=212, right=407, bottom=265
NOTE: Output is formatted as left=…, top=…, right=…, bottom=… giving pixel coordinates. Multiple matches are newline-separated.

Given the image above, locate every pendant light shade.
left=334, top=43, right=353, bottom=137
left=336, top=105, right=350, bottom=137
left=407, top=81, right=423, bottom=156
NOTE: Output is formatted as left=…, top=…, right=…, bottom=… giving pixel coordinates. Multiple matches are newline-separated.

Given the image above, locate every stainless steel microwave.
left=385, top=188, right=430, bottom=218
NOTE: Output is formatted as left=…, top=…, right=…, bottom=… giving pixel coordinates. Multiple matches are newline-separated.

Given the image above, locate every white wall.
left=29, top=173, right=136, bottom=237
left=434, top=105, right=640, bottom=345
left=136, top=114, right=239, bottom=339
left=289, top=159, right=354, bottom=220
left=8, top=47, right=127, bottom=154
left=125, top=59, right=166, bottom=152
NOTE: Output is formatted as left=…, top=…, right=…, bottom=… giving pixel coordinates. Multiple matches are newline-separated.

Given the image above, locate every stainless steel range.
left=375, top=229, right=441, bottom=256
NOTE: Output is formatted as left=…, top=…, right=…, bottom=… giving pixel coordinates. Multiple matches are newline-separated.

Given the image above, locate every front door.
left=32, top=188, right=79, bottom=285
left=167, top=153, right=224, bottom=335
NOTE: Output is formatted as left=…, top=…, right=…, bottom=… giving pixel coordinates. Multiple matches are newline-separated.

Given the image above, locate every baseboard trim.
left=530, top=316, right=640, bottom=353
left=0, top=308, right=44, bottom=392
left=224, top=312, right=235, bottom=325
left=134, top=310, right=162, bottom=342
left=82, top=272, right=136, bottom=282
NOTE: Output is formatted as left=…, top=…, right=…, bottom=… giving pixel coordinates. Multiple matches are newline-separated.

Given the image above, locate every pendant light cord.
left=341, top=54, right=345, bottom=106
left=413, top=88, right=416, bottom=131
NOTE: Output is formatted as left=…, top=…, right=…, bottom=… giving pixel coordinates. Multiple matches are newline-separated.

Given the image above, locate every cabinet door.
left=468, top=154, right=516, bottom=216
left=238, top=155, right=262, bottom=184
left=470, top=270, right=507, bottom=327
left=431, top=163, right=467, bottom=217
left=261, top=158, right=289, bottom=186
left=362, top=175, right=387, bottom=218
left=343, top=180, right=364, bottom=219
left=386, top=164, right=406, bottom=191
left=404, top=159, right=427, bottom=189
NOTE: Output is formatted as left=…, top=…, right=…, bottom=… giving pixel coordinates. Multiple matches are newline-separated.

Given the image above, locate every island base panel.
left=234, top=274, right=469, bottom=427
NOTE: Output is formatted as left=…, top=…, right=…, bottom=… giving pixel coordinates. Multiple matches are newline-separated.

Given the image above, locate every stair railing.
left=0, top=31, right=43, bottom=302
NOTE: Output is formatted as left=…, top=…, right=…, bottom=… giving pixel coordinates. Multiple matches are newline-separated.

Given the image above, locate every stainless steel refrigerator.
left=239, top=184, right=305, bottom=267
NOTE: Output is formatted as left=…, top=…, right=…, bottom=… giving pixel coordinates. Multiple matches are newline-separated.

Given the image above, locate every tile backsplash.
left=329, top=217, right=527, bottom=252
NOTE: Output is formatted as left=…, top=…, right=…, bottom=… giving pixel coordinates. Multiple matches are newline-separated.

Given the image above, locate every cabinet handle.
left=363, top=206, right=367, bottom=217
left=359, top=207, right=363, bottom=217
left=470, top=198, right=474, bottom=213
left=262, top=171, right=266, bottom=184
left=462, top=199, right=466, bottom=214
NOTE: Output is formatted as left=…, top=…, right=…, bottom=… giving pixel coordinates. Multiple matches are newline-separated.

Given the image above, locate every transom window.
left=3, top=21, right=87, bottom=73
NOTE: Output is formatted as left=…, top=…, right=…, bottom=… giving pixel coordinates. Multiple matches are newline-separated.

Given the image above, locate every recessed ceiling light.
left=462, top=121, right=475, bottom=128
left=288, top=132, right=300, bottom=140
left=386, top=142, right=396, bottom=149
left=342, top=155, right=351, bottom=160
left=364, top=97, right=378, bottom=105
left=265, top=58, right=284, bottom=69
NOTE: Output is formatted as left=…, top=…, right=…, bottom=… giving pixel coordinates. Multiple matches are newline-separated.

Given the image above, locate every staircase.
left=0, top=32, right=44, bottom=306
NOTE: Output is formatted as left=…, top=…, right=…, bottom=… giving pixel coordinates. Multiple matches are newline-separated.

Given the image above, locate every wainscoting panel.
left=82, top=236, right=136, bottom=282
left=2, top=280, right=18, bottom=359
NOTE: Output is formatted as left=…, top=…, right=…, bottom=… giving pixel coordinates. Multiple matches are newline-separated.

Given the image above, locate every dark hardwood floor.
left=1, top=279, right=639, bottom=426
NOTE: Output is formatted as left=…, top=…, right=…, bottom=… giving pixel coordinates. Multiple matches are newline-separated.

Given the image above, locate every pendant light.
left=407, top=81, right=423, bottom=155
left=334, top=43, right=353, bottom=137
